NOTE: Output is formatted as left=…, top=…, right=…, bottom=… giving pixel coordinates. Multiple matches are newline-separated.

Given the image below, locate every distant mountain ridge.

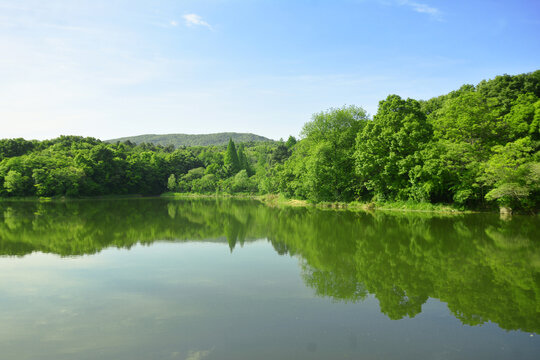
left=106, top=132, right=275, bottom=147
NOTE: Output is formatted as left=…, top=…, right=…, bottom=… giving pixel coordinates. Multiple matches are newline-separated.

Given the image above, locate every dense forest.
left=1, top=71, right=539, bottom=211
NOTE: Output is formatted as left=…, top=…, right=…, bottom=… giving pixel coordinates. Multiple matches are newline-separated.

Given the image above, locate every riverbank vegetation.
left=1, top=71, right=539, bottom=212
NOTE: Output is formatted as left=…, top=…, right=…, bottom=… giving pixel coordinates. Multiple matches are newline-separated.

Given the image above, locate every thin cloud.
left=170, top=20, right=178, bottom=27
left=182, top=13, right=213, bottom=30
left=398, top=0, right=443, bottom=21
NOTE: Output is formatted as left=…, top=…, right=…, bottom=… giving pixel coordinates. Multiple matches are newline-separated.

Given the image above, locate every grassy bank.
left=0, top=194, right=153, bottom=203
left=162, top=192, right=468, bottom=213
left=0, top=192, right=492, bottom=214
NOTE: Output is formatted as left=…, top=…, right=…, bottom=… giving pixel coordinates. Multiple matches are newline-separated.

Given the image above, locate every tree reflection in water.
left=1, top=198, right=539, bottom=333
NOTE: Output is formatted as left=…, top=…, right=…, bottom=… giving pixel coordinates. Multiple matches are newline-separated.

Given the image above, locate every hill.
left=106, top=132, right=275, bottom=147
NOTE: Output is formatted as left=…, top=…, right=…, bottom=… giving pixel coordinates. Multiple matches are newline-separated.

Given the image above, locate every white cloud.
left=182, top=13, right=213, bottom=30
left=170, top=20, right=178, bottom=27
left=398, top=0, right=442, bottom=21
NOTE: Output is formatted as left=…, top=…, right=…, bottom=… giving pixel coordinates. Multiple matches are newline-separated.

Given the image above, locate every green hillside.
left=106, top=132, right=275, bottom=147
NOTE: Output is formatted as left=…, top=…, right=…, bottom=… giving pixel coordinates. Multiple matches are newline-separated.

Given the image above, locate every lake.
left=0, top=198, right=539, bottom=359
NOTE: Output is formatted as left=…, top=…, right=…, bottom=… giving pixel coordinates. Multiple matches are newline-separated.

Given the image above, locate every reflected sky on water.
left=1, top=198, right=539, bottom=359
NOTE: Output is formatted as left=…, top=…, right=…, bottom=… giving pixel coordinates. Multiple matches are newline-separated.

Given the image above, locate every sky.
left=0, top=0, right=539, bottom=141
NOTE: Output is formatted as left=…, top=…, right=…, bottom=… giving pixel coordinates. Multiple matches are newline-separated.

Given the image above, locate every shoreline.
left=0, top=192, right=517, bottom=215
left=161, top=193, right=474, bottom=214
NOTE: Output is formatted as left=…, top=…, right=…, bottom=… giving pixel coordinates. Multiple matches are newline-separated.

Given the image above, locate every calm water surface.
left=0, top=198, right=539, bottom=359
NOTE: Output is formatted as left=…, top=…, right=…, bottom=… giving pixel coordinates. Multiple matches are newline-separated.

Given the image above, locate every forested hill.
left=106, top=132, right=274, bottom=147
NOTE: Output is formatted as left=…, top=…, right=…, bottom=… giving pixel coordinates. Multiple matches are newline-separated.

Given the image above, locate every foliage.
left=281, top=105, right=369, bottom=202
left=3, top=170, right=26, bottom=196
left=355, top=95, right=432, bottom=201
left=285, top=135, right=297, bottom=148
left=167, top=174, right=177, bottom=192
left=224, top=138, right=241, bottom=176
left=482, top=137, right=540, bottom=208
left=271, top=144, right=291, bottom=164
left=1, top=70, right=540, bottom=210
left=0, top=138, right=38, bottom=160
left=236, top=144, right=253, bottom=175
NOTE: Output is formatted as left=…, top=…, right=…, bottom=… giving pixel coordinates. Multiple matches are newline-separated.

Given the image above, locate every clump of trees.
left=1, top=71, right=539, bottom=211
left=277, top=70, right=539, bottom=211
left=0, top=135, right=281, bottom=197
left=279, top=105, right=369, bottom=202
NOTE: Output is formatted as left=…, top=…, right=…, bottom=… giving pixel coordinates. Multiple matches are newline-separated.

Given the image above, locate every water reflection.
left=1, top=198, right=539, bottom=334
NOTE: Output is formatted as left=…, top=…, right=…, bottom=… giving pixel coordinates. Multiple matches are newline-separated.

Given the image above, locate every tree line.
left=1, top=71, right=539, bottom=210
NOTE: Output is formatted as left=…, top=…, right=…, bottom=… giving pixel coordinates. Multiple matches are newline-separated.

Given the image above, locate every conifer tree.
left=224, top=138, right=240, bottom=175
left=237, top=144, right=253, bottom=176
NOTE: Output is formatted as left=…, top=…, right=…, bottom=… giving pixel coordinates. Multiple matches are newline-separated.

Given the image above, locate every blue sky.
left=0, top=0, right=539, bottom=140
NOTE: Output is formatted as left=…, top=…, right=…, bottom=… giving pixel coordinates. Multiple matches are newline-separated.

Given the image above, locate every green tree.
left=284, top=105, right=369, bottom=201
left=4, top=169, right=26, bottom=196
left=183, top=167, right=205, bottom=182
left=271, top=144, right=291, bottom=164
left=431, top=90, right=497, bottom=150
left=0, top=138, right=37, bottom=160
left=355, top=95, right=432, bottom=201
left=224, top=138, right=240, bottom=176
left=167, top=174, right=177, bottom=192
left=482, top=137, right=540, bottom=209
left=231, top=170, right=251, bottom=193
left=285, top=135, right=297, bottom=148
left=236, top=144, right=253, bottom=176
left=192, top=174, right=217, bottom=193
left=501, top=93, right=540, bottom=141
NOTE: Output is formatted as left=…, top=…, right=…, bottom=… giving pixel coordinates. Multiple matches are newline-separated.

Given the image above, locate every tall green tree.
left=283, top=105, right=369, bottom=202
left=224, top=139, right=240, bottom=176
left=236, top=144, right=253, bottom=176
left=355, top=95, right=432, bottom=201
